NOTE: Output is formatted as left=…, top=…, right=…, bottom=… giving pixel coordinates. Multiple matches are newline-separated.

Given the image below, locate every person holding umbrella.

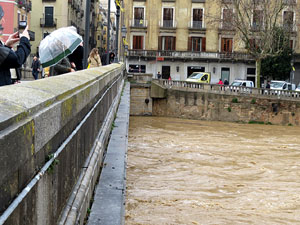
left=39, top=26, right=82, bottom=75
left=0, top=5, right=31, bottom=86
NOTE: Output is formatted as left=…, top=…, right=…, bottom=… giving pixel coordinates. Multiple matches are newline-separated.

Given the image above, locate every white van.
left=231, top=80, right=254, bottom=88
left=270, top=81, right=296, bottom=91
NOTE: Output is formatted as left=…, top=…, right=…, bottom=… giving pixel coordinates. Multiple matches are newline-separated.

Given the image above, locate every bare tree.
left=213, top=0, right=296, bottom=87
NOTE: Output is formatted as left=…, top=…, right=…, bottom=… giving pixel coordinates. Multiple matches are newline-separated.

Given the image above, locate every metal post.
left=106, top=0, right=111, bottom=65
left=113, top=4, right=120, bottom=63
left=83, top=0, right=91, bottom=69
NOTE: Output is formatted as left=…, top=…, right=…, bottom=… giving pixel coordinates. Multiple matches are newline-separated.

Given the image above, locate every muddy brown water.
left=126, top=116, right=300, bottom=225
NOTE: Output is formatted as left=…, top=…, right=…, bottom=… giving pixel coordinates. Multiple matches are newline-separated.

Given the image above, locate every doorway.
left=162, top=66, right=170, bottom=79
left=221, top=68, right=230, bottom=83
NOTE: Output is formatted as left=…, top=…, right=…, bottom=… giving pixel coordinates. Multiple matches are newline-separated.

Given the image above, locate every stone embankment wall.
left=128, top=73, right=152, bottom=116
left=151, top=81, right=300, bottom=126
left=0, top=63, right=125, bottom=225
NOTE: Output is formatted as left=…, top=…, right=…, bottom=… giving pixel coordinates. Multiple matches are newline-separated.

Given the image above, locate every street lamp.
left=113, top=1, right=120, bottom=63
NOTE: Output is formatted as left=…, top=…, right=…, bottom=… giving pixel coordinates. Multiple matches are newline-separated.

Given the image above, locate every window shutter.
left=173, top=37, right=176, bottom=50
left=221, top=38, right=225, bottom=52
left=188, top=37, right=192, bottom=51
left=158, top=36, right=162, bottom=50
left=202, top=37, right=206, bottom=52
left=229, top=39, right=232, bottom=52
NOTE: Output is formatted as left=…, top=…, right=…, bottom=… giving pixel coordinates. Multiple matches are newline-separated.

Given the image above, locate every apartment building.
left=30, top=0, right=100, bottom=57
left=123, top=0, right=300, bottom=85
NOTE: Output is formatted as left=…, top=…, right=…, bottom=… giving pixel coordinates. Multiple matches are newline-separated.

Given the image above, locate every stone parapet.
left=0, top=63, right=125, bottom=225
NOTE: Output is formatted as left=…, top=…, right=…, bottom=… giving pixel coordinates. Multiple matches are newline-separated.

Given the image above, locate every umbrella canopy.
left=39, top=26, right=82, bottom=68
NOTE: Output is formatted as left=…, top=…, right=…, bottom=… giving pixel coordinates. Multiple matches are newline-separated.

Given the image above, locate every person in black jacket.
left=0, top=6, right=31, bottom=86
left=31, top=56, right=40, bottom=80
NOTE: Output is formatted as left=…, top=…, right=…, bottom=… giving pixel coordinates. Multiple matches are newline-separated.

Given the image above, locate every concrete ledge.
left=87, top=82, right=130, bottom=225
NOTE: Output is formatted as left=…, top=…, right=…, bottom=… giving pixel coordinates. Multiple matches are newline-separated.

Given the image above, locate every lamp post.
left=121, top=25, right=127, bottom=62
left=106, top=0, right=111, bottom=65
left=113, top=2, right=120, bottom=63
left=83, top=0, right=91, bottom=69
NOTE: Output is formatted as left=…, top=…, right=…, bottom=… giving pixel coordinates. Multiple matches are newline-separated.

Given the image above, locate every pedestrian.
left=266, top=81, right=270, bottom=89
left=88, top=48, right=101, bottom=68
left=52, top=57, right=75, bottom=76
left=157, top=71, right=161, bottom=79
left=68, top=42, right=83, bottom=70
left=31, top=56, right=40, bottom=80
left=109, top=52, right=115, bottom=64
left=0, top=5, right=31, bottom=86
left=218, top=79, right=224, bottom=85
left=224, top=79, right=229, bottom=85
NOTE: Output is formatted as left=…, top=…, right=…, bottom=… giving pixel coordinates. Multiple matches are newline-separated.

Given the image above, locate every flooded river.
left=126, top=116, right=300, bottom=225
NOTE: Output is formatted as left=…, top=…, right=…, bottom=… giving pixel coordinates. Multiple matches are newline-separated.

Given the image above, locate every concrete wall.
left=151, top=84, right=300, bottom=126
left=0, top=63, right=125, bottom=225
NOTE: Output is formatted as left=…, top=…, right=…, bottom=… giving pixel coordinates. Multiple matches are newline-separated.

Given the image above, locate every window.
left=283, top=11, right=294, bottom=31
left=222, top=9, right=233, bottom=29
left=158, top=36, right=176, bottom=50
left=252, top=10, right=263, bottom=30
left=188, top=37, right=206, bottom=52
left=221, top=38, right=233, bottom=52
left=163, top=8, right=173, bottom=28
left=132, top=35, right=144, bottom=50
left=134, top=7, right=144, bottom=27
left=45, top=6, right=54, bottom=26
left=192, top=9, right=203, bottom=28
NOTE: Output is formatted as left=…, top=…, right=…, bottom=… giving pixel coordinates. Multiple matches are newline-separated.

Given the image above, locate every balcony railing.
left=188, top=21, right=205, bottom=29
left=129, top=19, right=148, bottom=28
left=128, top=50, right=255, bottom=61
left=283, top=23, right=297, bottom=32
left=40, top=18, right=57, bottom=27
left=159, top=20, right=177, bottom=29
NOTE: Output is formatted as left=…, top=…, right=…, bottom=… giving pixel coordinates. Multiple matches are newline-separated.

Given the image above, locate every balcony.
left=40, top=18, right=57, bottom=28
left=219, top=22, right=235, bottom=32
left=192, top=0, right=205, bottom=2
left=127, top=49, right=255, bottom=62
left=188, top=21, right=206, bottom=31
left=42, top=0, right=56, bottom=2
left=283, top=0, right=296, bottom=4
left=129, top=19, right=148, bottom=28
left=159, top=20, right=177, bottom=30
left=283, top=23, right=297, bottom=33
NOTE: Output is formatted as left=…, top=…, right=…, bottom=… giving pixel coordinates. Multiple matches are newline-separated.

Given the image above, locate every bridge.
left=1, top=67, right=300, bottom=225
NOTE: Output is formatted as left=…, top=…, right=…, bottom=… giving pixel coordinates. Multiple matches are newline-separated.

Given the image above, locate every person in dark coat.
left=68, top=43, right=83, bottom=70
left=31, top=56, right=40, bottom=80
left=52, top=57, right=75, bottom=76
left=0, top=6, right=31, bottom=86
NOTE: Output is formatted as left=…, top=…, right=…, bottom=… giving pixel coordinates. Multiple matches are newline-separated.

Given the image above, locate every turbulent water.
left=126, top=116, right=300, bottom=225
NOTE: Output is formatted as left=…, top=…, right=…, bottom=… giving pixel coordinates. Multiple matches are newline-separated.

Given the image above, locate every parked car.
left=231, top=80, right=254, bottom=88
left=270, top=80, right=296, bottom=91
left=186, top=72, right=211, bottom=84
left=294, top=84, right=300, bottom=92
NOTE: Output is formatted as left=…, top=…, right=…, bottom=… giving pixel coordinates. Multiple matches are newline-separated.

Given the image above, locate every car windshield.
left=270, top=82, right=284, bottom=88
left=189, top=73, right=203, bottom=79
left=297, top=85, right=300, bottom=89
left=231, top=81, right=242, bottom=86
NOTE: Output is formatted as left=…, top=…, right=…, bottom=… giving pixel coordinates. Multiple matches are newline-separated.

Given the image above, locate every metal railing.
left=155, top=79, right=300, bottom=100
left=128, top=49, right=255, bottom=61
left=129, top=19, right=148, bottom=28
left=188, top=21, right=205, bottom=29
left=159, top=20, right=177, bottom=28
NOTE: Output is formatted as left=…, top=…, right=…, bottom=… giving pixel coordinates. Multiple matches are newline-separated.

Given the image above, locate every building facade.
left=123, top=0, right=300, bottom=85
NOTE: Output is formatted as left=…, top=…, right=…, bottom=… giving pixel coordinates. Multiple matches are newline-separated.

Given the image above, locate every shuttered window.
left=221, top=38, right=233, bottom=52
left=133, top=36, right=144, bottom=50
left=158, top=36, right=176, bottom=50
left=188, top=37, right=206, bottom=52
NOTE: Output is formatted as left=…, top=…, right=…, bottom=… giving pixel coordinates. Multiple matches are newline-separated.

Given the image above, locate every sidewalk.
left=87, top=82, right=130, bottom=225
